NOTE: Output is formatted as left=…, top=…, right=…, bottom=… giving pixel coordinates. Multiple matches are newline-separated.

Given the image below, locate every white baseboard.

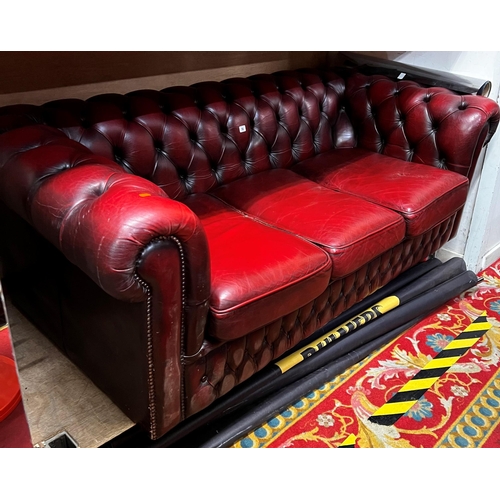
left=435, top=247, right=464, bottom=262
left=481, top=241, right=500, bottom=271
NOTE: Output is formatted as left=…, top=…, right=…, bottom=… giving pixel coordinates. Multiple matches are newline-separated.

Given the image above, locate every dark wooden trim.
left=0, top=51, right=329, bottom=95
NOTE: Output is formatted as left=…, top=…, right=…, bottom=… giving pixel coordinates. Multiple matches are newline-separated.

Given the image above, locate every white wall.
left=347, top=52, right=500, bottom=272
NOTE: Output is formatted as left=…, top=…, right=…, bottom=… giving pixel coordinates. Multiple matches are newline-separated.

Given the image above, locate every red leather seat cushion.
left=184, top=194, right=331, bottom=341
left=292, top=148, right=469, bottom=237
left=211, top=169, right=406, bottom=278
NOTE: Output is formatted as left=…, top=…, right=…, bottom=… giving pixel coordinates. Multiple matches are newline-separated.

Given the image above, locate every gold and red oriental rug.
left=233, top=258, right=500, bottom=448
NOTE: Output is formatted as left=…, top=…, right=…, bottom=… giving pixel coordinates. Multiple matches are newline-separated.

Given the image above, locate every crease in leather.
left=333, top=177, right=468, bottom=217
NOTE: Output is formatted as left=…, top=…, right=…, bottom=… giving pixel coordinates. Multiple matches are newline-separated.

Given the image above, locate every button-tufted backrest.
left=0, top=124, right=123, bottom=225
left=0, top=69, right=498, bottom=197
left=128, top=83, right=254, bottom=199
left=0, top=69, right=351, bottom=200
left=344, top=73, right=500, bottom=179
left=247, top=69, right=355, bottom=154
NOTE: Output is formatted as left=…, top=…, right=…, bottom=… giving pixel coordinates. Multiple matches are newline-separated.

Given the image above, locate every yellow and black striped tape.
left=338, top=433, right=357, bottom=448
left=368, top=312, right=491, bottom=426
left=275, top=296, right=401, bottom=373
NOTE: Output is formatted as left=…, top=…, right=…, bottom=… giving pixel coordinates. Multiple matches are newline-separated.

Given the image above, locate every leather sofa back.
left=0, top=69, right=498, bottom=200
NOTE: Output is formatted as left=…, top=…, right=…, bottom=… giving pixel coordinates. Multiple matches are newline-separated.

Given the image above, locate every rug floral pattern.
left=233, top=259, right=500, bottom=448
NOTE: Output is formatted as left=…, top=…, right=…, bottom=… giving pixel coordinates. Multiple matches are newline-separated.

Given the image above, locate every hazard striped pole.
left=288, top=257, right=443, bottom=353
left=275, top=257, right=467, bottom=373
left=338, top=434, right=357, bottom=448
left=369, top=312, right=491, bottom=426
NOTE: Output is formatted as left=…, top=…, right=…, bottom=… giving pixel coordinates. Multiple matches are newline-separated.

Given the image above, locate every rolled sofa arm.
left=344, top=73, right=500, bottom=179
left=0, top=125, right=210, bottom=306
left=0, top=124, right=212, bottom=350
left=0, top=125, right=212, bottom=437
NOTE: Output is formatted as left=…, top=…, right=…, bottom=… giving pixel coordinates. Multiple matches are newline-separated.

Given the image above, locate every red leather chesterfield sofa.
left=0, top=68, right=498, bottom=441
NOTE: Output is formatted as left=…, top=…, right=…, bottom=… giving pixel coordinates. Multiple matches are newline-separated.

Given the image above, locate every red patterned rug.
left=232, top=258, right=500, bottom=448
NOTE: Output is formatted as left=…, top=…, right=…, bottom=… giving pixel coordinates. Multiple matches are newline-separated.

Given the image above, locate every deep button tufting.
left=159, top=103, right=170, bottom=114
left=189, top=131, right=198, bottom=142
left=423, top=95, right=431, bottom=103
left=91, top=184, right=106, bottom=198
left=113, top=148, right=123, bottom=162
left=220, top=124, right=228, bottom=134
left=210, top=161, right=219, bottom=173
left=80, top=118, right=91, bottom=128
left=458, top=102, right=468, bottom=110
left=200, top=375, right=208, bottom=383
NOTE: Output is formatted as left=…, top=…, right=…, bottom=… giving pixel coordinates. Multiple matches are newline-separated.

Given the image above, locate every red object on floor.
left=0, top=354, right=22, bottom=422
left=0, top=322, right=32, bottom=448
